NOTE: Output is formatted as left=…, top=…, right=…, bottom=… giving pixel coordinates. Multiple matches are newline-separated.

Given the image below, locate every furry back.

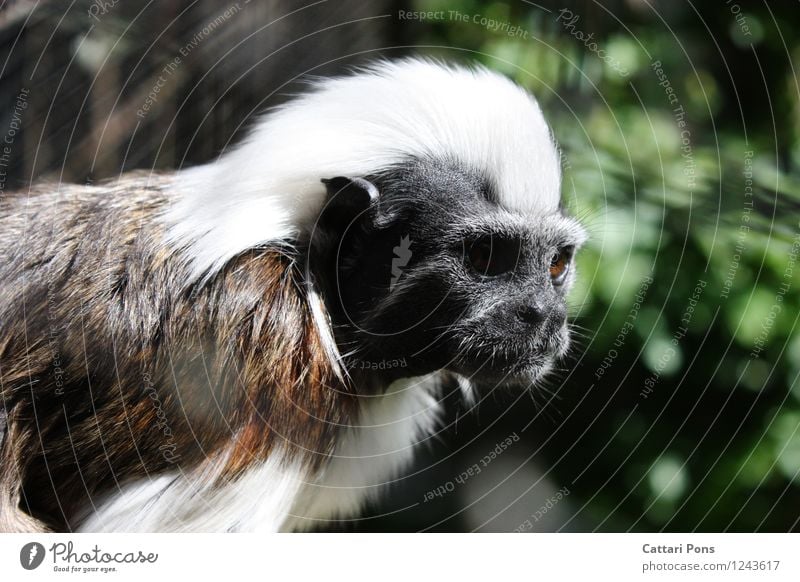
left=0, top=173, right=356, bottom=531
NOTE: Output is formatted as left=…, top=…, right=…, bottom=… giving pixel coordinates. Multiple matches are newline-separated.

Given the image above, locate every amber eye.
left=549, top=248, right=571, bottom=283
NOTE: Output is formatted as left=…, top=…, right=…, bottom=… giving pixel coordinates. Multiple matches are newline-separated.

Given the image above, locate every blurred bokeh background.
left=1, top=0, right=798, bottom=531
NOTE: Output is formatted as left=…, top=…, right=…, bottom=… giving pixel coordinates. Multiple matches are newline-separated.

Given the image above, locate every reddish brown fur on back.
left=191, top=249, right=357, bottom=480
left=0, top=173, right=357, bottom=530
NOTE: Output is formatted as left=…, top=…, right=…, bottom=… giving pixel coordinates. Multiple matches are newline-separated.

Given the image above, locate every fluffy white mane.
left=166, top=58, right=561, bottom=281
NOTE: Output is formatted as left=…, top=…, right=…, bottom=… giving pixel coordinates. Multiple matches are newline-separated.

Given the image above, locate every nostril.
left=518, top=304, right=545, bottom=325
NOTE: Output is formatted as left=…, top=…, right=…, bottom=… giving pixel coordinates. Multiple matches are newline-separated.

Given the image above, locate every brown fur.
left=0, top=173, right=356, bottom=531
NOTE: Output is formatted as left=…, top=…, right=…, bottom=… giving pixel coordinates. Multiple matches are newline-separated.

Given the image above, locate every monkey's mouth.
left=442, top=324, right=570, bottom=385
left=448, top=341, right=560, bottom=385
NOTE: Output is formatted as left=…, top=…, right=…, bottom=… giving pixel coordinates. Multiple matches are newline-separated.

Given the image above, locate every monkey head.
left=310, top=156, right=587, bottom=388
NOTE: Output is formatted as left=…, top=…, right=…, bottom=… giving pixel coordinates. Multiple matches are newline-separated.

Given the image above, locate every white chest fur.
left=78, top=375, right=442, bottom=532
left=281, top=374, right=442, bottom=531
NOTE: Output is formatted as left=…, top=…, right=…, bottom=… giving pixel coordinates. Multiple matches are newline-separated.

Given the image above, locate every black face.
left=309, top=158, right=584, bottom=387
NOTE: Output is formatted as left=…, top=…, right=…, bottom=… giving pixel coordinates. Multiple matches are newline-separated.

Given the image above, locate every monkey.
left=0, top=58, right=586, bottom=532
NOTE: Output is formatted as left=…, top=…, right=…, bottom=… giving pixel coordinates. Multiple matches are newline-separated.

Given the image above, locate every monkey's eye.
left=549, top=247, right=572, bottom=284
left=466, top=236, right=520, bottom=277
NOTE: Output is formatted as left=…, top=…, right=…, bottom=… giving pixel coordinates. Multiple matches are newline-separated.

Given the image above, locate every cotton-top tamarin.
left=0, top=59, right=586, bottom=532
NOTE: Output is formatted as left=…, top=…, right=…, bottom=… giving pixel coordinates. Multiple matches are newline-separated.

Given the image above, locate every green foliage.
left=415, top=0, right=800, bottom=531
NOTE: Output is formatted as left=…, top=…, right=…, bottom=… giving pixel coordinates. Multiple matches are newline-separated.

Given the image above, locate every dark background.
left=1, top=0, right=798, bottom=531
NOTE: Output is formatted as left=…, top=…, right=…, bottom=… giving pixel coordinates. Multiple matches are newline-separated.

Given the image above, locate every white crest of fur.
left=166, top=58, right=562, bottom=282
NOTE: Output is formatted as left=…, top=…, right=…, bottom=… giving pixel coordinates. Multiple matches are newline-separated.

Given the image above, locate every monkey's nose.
left=517, top=303, right=546, bottom=325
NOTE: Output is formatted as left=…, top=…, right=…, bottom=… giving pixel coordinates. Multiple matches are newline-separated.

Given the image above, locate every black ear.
left=318, top=176, right=379, bottom=234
